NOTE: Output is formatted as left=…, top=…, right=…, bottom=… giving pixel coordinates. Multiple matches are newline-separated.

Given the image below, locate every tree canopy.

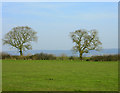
left=3, top=26, right=37, bottom=56
left=70, top=29, right=102, bottom=60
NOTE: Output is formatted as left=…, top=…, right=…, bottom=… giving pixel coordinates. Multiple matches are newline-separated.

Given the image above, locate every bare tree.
left=3, top=26, right=37, bottom=56
left=70, top=29, right=102, bottom=60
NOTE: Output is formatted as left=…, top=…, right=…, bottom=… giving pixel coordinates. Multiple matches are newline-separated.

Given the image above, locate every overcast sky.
left=2, top=2, right=118, bottom=51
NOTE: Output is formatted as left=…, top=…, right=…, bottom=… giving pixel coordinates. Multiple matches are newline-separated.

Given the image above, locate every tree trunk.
left=19, top=49, right=23, bottom=56
left=80, top=53, right=83, bottom=60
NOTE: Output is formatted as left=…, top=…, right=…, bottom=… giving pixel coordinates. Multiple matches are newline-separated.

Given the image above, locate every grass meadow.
left=2, top=60, right=118, bottom=91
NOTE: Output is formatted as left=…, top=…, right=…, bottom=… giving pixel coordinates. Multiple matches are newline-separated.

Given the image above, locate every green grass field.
left=2, top=60, right=118, bottom=91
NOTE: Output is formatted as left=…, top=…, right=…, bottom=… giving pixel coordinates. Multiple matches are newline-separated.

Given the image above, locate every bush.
left=86, top=59, right=90, bottom=61
left=69, top=56, right=80, bottom=60
left=0, top=52, right=11, bottom=59
left=58, top=54, right=68, bottom=60
left=31, top=53, right=56, bottom=60
left=1, top=52, right=56, bottom=60
left=69, top=56, right=74, bottom=60
left=11, top=56, right=30, bottom=60
left=90, top=55, right=118, bottom=61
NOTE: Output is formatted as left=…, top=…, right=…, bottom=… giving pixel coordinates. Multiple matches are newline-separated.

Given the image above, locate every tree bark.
left=80, top=53, right=83, bottom=60
left=19, top=49, right=23, bottom=56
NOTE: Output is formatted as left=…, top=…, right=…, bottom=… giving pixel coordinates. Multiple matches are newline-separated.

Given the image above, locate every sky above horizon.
left=2, top=2, right=118, bottom=51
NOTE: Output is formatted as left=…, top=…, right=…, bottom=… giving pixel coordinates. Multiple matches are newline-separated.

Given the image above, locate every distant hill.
left=3, top=49, right=118, bottom=57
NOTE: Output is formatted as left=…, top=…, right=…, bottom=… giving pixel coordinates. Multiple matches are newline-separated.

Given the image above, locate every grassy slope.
left=2, top=60, right=118, bottom=91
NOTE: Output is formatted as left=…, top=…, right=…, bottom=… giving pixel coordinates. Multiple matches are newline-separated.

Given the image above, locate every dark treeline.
left=90, top=55, right=119, bottom=61
left=0, top=52, right=119, bottom=61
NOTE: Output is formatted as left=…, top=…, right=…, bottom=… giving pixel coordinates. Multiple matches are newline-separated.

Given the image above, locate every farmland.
left=2, top=60, right=118, bottom=91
